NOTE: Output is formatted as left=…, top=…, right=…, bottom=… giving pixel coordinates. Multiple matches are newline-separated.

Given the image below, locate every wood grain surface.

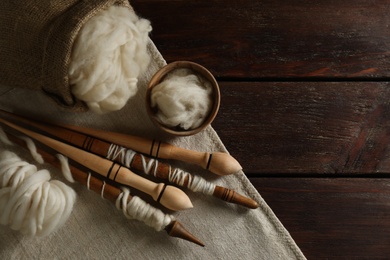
left=132, top=0, right=390, bottom=79
left=214, top=82, right=390, bottom=174
left=252, top=178, right=390, bottom=259
left=132, top=0, right=390, bottom=258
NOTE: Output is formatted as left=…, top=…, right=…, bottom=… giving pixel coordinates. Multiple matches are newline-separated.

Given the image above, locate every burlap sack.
left=0, top=0, right=132, bottom=110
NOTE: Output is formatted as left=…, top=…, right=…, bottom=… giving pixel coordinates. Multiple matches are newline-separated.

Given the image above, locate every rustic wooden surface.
left=132, top=0, right=390, bottom=258
left=252, top=178, right=390, bottom=259
left=133, top=0, right=390, bottom=79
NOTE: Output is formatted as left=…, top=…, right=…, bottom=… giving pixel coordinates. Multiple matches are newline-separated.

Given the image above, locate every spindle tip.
left=159, top=185, right=193, bottom=211
left=230, top=191, right=259, bottom=209
left=165, top=221, right=205, bottom=247
left=208, top=152, right=242, bottom=176
left=241, top=197, right=259, bottom=209
left=213, top=186, right=259, bottom=209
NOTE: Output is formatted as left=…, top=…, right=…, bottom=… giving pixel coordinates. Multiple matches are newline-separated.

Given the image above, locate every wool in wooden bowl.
left=146, top=61, right=220, bottom=136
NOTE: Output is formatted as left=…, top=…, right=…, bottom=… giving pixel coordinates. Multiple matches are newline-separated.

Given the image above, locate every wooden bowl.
left=146, top=61, right=220, bottom=136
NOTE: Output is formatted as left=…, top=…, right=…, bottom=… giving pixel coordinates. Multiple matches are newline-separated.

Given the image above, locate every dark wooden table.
left=132, top=1, right=390, bottom=258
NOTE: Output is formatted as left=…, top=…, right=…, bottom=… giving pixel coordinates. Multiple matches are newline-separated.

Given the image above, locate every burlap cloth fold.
left=0, top=4, right=306, bottom=259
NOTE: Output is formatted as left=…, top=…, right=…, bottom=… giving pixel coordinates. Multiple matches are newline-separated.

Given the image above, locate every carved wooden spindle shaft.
left=4, top=132, right=204, bottom=246
left=0, top=109, right=241, bottom=175
left=130, top=154, right=259, bottom=209
left=130, top=154, right=183, bottom=183
left=0, top=118, right=193, bottom=211
left=63, top=124, right=241, bottom=176
left=0, top=109, right=258, bottom=209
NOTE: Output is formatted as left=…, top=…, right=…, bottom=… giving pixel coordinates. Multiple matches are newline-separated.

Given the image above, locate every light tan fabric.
left=0, top=6, right=306, bottom=258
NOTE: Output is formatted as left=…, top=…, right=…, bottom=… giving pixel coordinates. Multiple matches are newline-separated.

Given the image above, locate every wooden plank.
left=212, top=82, right=390, bottom=174
left=250, top=177, right=390, bottom=259
left=132, top=0, right=390, bottom=79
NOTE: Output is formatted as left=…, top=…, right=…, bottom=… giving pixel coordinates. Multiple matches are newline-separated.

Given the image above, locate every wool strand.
left=116, top=187, right=174, bottom=231
left=107, top=144, right=215, bottom=195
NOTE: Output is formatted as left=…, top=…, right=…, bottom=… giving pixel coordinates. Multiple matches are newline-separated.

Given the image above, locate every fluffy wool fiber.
left=150, top=68, right=213, bottom=130
left=68, top=6, right=152, bottom=113
left=0, top=151, right=76, bottom=236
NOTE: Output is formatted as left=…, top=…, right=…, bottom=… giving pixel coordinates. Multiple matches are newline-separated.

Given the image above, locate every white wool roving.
left=107, top=144, right=216, bottom=195
left=69, top=6, right=152, bottom=113
left=116, top=188, right=174, bottom=232
left=150, top=68, right=213, bottom=130
left=0, top=151, right=76, bottom=236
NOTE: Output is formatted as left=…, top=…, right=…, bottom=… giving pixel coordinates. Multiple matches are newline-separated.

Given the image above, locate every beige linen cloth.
left=0, top=5, right=306, bottom=260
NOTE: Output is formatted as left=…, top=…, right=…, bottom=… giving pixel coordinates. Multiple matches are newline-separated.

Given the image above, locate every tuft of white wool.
left=0, top=127, right=173, bottom=234
left=18, top=136, right=44, bottom=164
left=0, top=151, right=76, bottom=236
left=0, top=127, right=12, bottom=145
left=68, top=6, right=152, bottom=113
left=56, top=154, right=75, bottom=183
left=116, top=188, right=174, bottom=232
left=150, top=68, right=213, bottom=130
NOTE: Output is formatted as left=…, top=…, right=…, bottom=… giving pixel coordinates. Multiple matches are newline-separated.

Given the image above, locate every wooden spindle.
left=0, top=109, right=241, bottom=175
left=0, top=109, right=258, bottom=209
left=58, top=125, right=241, bottom=176
left=130, top=154, right=258, bottom=209
left=71, top=128, right=241, bottom=176
left=0, top=118, right=193, bottom=212
left=4, top=131, right=204, bottom=247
